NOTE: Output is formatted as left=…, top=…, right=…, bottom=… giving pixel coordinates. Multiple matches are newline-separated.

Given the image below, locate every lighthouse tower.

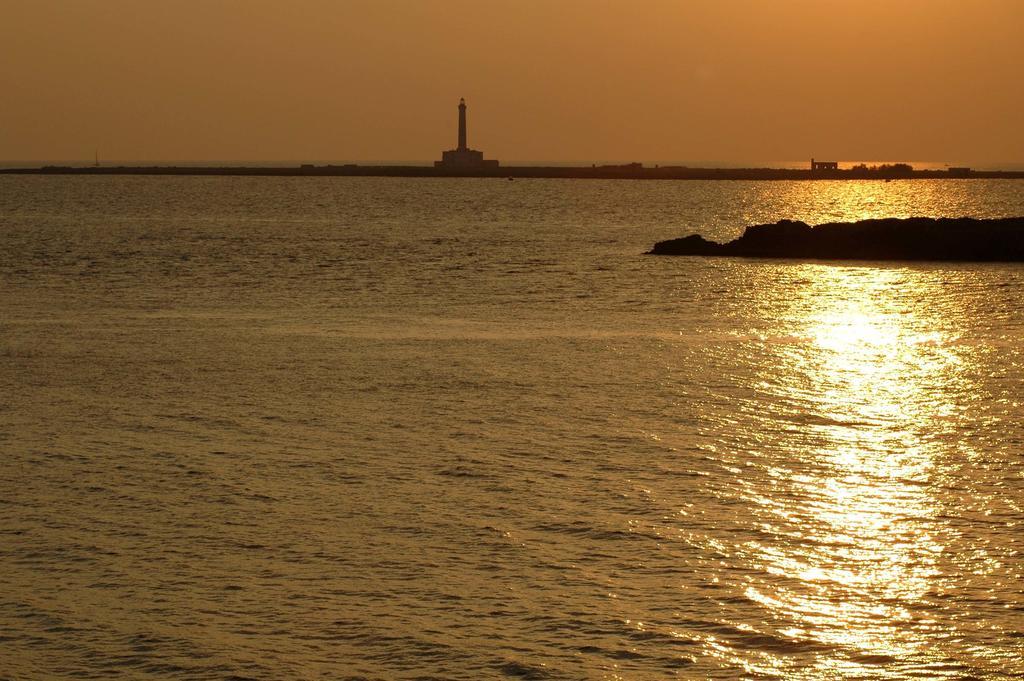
left=436, top=98, right=499, bottom=170
left=458, top=98, right=467, bottom=151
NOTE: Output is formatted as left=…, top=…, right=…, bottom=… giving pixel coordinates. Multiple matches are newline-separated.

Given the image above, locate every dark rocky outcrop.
left=649, top=217, right=1024, bottom=262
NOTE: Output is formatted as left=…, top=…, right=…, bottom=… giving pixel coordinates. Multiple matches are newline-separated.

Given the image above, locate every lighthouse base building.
left=435, top=98, right=499, bottom=170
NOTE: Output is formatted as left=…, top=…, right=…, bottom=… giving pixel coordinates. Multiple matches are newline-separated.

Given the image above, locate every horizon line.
left=4, top=159, right=1024, bottom=170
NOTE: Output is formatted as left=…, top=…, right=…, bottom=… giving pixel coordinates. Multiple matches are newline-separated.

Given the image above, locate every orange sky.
left=2, top=0, right=1022, bottom=164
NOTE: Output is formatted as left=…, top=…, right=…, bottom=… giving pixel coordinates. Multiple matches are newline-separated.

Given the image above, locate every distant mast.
left=94, top=149, right=99, bottom=168
left=457, top=98, right=467, bottom=151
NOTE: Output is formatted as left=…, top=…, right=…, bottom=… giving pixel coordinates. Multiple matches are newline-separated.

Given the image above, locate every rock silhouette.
left=649, top=217, right=1024, bottom=262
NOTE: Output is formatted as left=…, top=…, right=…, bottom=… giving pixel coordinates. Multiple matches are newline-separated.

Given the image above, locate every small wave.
left=497, top=660, right=553, bottom=679
left=704, top=623, right=837, bottom=655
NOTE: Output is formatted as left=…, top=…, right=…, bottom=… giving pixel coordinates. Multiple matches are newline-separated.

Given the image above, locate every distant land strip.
left=649, top=217, right=1024, bottom=262
left=3, top=164, right=1024, bottom=180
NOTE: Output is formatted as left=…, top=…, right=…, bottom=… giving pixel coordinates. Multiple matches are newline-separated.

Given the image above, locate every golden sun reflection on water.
left=760, top=179, right=973, bottom=229
left=738, top=264, right=977, bottom=678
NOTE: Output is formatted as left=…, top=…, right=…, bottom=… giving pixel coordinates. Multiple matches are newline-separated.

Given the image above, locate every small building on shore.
left=435, top=98, right=499, bottom=170
left=811, top=158, right=839, bottom=171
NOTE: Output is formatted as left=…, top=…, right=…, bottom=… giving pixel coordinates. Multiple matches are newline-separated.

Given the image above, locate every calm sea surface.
left=1, top=176, right=1023, bottom=680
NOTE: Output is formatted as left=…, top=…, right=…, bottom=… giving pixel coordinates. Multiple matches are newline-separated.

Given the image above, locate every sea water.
left=1, top=176, right=1022, bottom=679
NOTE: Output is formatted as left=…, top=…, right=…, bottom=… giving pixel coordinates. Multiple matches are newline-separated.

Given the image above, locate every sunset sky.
left=2, top=0, right=1022, bottom=165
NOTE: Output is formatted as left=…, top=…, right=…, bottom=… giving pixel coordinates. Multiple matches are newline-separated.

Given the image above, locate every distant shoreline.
left=3, top=164, right=1024, bottom=180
